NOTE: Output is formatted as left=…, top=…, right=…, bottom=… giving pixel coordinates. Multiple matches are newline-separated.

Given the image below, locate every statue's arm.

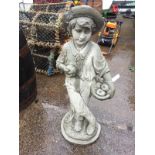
left=56, top=47, right=68, bottom=72
left=93, top=45, right=115, bottom=98
left=92, top=45, right=110, bottom=77
left=103, top=72, right=115, bottom=98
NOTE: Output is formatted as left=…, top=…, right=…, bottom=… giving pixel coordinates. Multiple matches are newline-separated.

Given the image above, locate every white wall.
left=19, top=0, right=33, bottom=3
left=102, top=0, right=113, bottom=10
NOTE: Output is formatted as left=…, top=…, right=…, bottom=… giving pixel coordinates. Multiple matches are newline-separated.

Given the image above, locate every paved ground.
left=19, top=15, right=135, bottom=155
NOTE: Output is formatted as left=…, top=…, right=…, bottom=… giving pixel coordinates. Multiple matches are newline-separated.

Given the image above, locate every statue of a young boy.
left=56, top=5, right=115, bottom=145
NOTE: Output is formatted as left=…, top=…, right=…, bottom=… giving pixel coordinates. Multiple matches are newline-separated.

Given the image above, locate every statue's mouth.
left=77, top=40, right=86, bottom=44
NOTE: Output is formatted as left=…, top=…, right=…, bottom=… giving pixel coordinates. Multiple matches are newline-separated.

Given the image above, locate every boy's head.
left=68, top=17, right=95, bottom=47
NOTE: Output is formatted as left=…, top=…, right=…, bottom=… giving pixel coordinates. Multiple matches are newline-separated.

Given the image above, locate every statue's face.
left=72, top=24, right=92, bottom=48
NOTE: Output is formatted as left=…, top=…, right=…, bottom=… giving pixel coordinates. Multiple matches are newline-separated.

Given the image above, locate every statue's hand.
left=66, top=65, right=76, bottom=76
left=63, top=66, right=70, bottom=73
left=57, top=64, right=69, bottom=73
left=95, top=75, right=104, bottom=83
left=105, top=81, right=115, bottom=98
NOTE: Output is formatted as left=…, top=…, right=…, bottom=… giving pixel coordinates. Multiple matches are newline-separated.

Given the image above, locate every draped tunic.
left=56, top=40, right=110, bottom=116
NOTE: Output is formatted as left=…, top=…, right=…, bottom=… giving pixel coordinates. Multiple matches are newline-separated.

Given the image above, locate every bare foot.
left=87, top=123, right=95, bottom=135
left=74, top=120, right=82, bottom=132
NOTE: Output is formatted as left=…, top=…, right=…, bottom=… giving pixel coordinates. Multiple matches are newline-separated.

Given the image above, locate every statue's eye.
left=75, top=29, right=82, bottom=33
left=84, top=28, right=91, bottom=34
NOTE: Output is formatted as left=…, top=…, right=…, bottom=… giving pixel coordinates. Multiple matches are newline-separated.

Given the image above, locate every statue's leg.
left=66, top=87, right=85, bottom=132
left=81, top=103, right=96, bottom=135
left=66, top=88, right=97, bottom=137
left=80, top=80, right=96, bottom=135
left=74, top=115, right=83, bottom=132
left=65, top=79, right=96, bottom=135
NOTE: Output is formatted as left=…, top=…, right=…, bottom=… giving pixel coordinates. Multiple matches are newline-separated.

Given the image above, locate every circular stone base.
left=61, top=112, right=101, bottom=145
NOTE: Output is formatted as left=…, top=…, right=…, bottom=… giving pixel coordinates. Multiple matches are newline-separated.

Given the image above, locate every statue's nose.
left=79, top=33, right=85, bottom=40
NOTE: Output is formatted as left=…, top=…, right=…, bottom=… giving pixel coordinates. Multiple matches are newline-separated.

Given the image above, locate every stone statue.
left=56, top=5, right=115, bottom=145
